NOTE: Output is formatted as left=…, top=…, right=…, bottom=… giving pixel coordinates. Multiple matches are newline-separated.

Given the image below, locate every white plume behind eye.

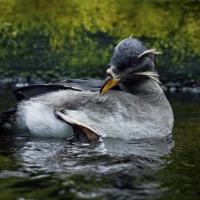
left=133, top=71, right=161, bottom=84
left=138, top=49, right=162, bottom=58
left=135, top=48, right=162, bottom=84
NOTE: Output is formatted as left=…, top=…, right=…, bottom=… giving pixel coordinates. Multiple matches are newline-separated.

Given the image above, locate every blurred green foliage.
left=0, top=0, right=199, bottom=84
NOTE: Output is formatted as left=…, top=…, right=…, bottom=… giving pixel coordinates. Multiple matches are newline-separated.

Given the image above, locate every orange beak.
left=100, top=76, right=120, bottom=95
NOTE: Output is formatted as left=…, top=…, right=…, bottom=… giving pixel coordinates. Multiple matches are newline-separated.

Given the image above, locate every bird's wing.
left=56, top=109, right=100, bottom=143
left=13, top=78, right=103, bottom=101
left=56, top=78, right=103, bottom=91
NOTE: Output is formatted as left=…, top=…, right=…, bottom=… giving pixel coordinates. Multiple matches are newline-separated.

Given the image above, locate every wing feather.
left=56, top=110, right=100, bottom=143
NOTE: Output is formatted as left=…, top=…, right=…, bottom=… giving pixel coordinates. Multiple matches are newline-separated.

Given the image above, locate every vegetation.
left=0, top=0, right=199, bottom=84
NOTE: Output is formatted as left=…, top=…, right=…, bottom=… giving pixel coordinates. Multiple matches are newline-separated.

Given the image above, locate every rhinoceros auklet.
left=0, top=37, right=174, bottom=142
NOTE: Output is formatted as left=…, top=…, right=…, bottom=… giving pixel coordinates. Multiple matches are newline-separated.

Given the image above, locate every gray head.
left=110, top=38, right=154, bottom=75
left=100, top=37, right=161, bottom=94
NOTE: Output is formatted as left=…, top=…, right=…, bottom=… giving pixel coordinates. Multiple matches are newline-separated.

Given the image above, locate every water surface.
left=0, top=90, right=199, bottom=200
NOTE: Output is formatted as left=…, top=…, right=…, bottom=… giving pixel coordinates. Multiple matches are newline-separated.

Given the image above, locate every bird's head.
left=100, top=37, right=161, bottom=95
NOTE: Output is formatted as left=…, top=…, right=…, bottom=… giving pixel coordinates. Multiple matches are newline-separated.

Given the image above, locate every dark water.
left=0, top=90, right=199, bottom=200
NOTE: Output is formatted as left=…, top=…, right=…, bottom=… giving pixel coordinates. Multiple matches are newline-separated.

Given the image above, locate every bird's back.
left=21, top=85, right=173, bottom=139
left=1, top=78, right=173, bottom=140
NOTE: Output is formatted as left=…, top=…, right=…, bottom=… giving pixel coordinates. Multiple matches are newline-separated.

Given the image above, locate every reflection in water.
left=15, top=136, right=174, bottom=174
left=0, top=135, right=174, bottom=199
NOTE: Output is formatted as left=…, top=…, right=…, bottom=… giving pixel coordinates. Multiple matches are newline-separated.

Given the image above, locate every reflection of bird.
left=0, top=38, right=173, bottom=142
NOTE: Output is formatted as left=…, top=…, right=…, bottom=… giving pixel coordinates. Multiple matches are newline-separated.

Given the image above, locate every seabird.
left=0, top=38, right=174, bottom=142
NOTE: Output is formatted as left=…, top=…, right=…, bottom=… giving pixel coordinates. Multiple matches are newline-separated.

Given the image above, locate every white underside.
left=16, top=101, right=74, bottom=138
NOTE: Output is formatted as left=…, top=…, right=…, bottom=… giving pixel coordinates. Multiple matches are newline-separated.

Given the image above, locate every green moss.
left=0, top=0, right=199, bottom=83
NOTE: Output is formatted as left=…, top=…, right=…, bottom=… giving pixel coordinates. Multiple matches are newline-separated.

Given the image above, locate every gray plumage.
left=0, top=38, right=174, bottom=142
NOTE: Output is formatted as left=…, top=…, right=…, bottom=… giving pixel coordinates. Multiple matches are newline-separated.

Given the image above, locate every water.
left=0, top=90, right=199, bottom=200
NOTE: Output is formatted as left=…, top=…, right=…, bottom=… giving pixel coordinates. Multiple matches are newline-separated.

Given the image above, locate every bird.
left=0, top=37, right=174, bottom=143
